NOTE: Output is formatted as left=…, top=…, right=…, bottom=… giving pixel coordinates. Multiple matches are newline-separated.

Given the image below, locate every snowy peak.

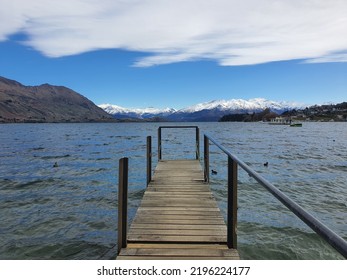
left=99, top=103, right=176, bottom=119
left=179, top=98, right=304, bottom=113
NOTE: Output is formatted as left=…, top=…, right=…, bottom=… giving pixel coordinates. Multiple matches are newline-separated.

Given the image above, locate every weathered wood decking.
left=117, top=159, right=239, bottom=260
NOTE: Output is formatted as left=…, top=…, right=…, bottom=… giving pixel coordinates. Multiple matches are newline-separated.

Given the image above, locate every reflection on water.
left=0, top=122, right=346, bottom=259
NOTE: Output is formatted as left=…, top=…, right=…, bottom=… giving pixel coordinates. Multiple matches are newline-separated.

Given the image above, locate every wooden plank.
left=136, top=207, right=221, bottom=212
left=130, top=224, right=227, bottom=230
left=128, top=229, right=227, bottom=236
left=150, top=179, right=205, bottom=184
left=153, top=175, right=203, bottom=179
left=144, top=192, right=213, bottom=196
left=155, top=160, right=202, bottom=165
left=151, top=179, right=204, bottom=184
left=154, top=169, right=203, bottom=173
left=143, top=195, right=213, bottom=199
left=133, top=213, right=224, bottom=220
left=147, top=187, right=209, bottom=191
left=130, top=217, right=225, bottom=224
left=130, top=219, right=225, bottom=225
left=140, top=200, right=218, bottom=206
left=132, top=215, right=224, bottom=221
left=119, top=248, right=239, bottom=257
left=142, top=195, right=215, bottom=200
left=140, top=198, right=218, bottom=203
left=141, top=196, right=217, bottom=201
left=127, top=235, right=227, bottom=243
left=146, top=186, right=210, bottom=190
left=142, top=198, right=214, bottom=201
left=135, top=210, right=223, bottom=216
left=126, top=243, right=229, bottom=249
left=152, top=173, right=205, bottom=177
left=139, top=202, right=219, bottom=208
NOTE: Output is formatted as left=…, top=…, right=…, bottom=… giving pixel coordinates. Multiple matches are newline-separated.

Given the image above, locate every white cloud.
left=1, top=0, right=347, bottom=66
left=305, top=52, right=347, bottom=63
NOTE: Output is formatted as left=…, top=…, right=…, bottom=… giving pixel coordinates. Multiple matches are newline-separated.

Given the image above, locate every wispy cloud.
left=1, top=0, right=347, bottom=66
left=304, top=51, right=347, bottom=63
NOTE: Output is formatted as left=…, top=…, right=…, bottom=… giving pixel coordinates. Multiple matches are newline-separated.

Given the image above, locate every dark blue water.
left=0, top=122, right=346, bottom=259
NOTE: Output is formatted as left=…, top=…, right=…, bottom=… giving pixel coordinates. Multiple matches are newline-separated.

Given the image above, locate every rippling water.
left=0, top=122, right=346, bottom=259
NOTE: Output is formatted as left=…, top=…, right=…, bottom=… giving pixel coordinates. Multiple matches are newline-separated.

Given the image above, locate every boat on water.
left=269, top=117, right=303, bottom=127
left=269, top=117, right=291, bottom=125
left=290, top=123, right=303, bottom=127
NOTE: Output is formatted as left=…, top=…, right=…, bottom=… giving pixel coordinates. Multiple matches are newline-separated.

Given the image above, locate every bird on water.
left=211, top=169, right=218, bottom=175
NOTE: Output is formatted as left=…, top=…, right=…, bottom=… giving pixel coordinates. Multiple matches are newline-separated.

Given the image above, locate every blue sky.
left=1, top=0, right=347, bottom=109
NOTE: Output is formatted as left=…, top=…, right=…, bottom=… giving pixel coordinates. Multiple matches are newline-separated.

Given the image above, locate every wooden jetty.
left=116, top=126, right=347, bottom=260
left=116, top=126, right=239, bottom=260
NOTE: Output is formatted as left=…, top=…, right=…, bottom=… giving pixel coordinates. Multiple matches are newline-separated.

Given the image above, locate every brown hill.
left=0, top=76, right=115, bottom=123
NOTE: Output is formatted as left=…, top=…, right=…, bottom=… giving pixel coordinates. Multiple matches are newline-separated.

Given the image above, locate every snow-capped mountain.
left=179, top=98, right=304, bottom=113
left=99, top=98, right=305, bottom=121
left=99, top=104, right=176, bottom=119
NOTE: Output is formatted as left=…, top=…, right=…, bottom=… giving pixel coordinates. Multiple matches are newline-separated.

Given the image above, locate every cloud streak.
left=1, top=0, right=347, bottom=66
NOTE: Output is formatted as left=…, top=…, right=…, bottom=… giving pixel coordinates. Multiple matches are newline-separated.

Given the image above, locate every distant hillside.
left=281, top=102, right=347, bottom=122
left=0, top=76, right=114, bottom=123
left=219, top=108, right=278, bottom=122
left=219, top=102, right=347, bottom=122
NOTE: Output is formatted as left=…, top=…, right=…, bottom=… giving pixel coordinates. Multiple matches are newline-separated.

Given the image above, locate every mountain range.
left=99, top=99, right=305, bottom=122
left=99, top=104, right=176, bottom=120
left=0, top=75, right=306, bottom=123
left=0, top=76, right=114, bottom=123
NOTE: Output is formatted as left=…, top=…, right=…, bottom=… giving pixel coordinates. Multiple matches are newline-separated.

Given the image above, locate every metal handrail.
left=158, top=126, right=200, bottom=161
left=204, top=133, right=347, bottom=259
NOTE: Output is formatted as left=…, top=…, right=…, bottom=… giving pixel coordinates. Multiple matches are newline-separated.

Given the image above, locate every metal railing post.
left=118, top=157, right=128, bottom=254
left=147, top=136, right=152, bottom=186
left=227, top=156, right=238, bottom=249
left=196, top=127, right=200, bottom=160
left=158, top=127, right=162, bottom=161
left=204, top=135, right=209, bottom=182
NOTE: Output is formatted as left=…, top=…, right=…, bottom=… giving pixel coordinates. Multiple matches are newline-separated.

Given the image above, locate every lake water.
left=0, top=122, right=346, bottom=259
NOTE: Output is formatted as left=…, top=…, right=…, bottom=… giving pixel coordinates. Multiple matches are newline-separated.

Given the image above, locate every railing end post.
left=196, top=127, right=200, bottom=160
left=118, top=157, right=128, bottom=254
left=147, top=136, right=152, bottom=186
left=204, top=134, right=209, bottom=183
left=227, top=156, right=238, bottom=249
left=158, top=127, right=162, bottom=161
